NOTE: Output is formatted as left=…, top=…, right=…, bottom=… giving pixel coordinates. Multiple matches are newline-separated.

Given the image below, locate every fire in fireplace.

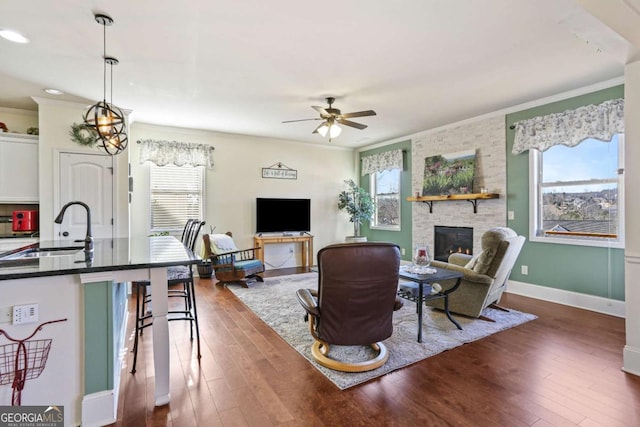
left=434, top=226, right=473, bottom=262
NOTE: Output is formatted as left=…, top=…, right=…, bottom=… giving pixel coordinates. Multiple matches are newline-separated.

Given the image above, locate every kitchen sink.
left=0, top=246, right=84, bottom=260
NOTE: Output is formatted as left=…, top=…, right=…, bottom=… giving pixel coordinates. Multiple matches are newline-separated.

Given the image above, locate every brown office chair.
left=296, top=242, right=403, bottom=372
left=131, top=219, right=205, bottom=373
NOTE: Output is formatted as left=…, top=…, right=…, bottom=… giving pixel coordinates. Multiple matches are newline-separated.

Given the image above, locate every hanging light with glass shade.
left=316, top=117, right=342, bottom=141
left=82, top=13, right=128, bottom=155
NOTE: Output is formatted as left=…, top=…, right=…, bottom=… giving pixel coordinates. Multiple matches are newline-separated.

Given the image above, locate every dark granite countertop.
left=0, top=236, right=200, bottom=281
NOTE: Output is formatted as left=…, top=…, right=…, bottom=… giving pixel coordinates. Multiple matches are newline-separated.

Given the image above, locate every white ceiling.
left=0, top=0, right=634, bottom=148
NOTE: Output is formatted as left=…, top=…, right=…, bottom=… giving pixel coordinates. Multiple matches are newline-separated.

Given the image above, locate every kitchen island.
left=0, top=236, right=199, bottom=427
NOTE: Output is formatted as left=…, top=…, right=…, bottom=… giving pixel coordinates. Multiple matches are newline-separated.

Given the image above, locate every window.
left=370, top=168, right=401, bottom=230
left=150, top=164, right=204, bottom=232
left=530, top=135, right=624, bottom=247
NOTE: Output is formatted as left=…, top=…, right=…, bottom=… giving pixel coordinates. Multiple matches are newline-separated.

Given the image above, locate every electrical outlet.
left=13, top=303, right=38, bottom=325
left=508, top=211, right=515, bottom=220
left=521, top=265, right=528, bottom=275
left=401, top=248, right=406, bottom=256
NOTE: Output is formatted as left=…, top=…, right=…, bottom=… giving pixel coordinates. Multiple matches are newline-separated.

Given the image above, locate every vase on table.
left=413, top=244, right=431, bottom=267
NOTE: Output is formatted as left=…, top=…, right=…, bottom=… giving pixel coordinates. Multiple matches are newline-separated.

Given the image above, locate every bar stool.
left=130, top=219, right=204, bottom=373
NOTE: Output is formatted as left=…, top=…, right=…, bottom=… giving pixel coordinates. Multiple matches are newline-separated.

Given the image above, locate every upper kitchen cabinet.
left=0, top=133, right=38, bottom=202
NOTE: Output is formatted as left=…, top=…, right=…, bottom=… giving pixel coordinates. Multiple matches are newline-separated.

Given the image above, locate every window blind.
left=150, top=164, right=204, bottom=231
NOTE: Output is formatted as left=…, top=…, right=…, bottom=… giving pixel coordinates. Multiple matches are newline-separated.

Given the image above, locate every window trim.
left=369, top=169, right=401, bottom=231
left=528, top=136, right=625, bottom=249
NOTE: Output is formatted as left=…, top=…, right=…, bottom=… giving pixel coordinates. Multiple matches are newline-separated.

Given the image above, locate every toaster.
left=12, top=210, right=39, bottom=232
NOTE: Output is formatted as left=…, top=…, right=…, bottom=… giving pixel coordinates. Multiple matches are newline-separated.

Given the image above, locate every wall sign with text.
left=261, top=162, right=297, bottom=180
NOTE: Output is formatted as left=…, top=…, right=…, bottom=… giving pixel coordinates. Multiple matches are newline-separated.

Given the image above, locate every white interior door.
left=58, top=152, right=114, bottom=240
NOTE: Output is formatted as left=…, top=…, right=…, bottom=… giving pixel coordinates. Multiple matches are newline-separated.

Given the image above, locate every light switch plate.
left=508, top=211, right=515, bottom=220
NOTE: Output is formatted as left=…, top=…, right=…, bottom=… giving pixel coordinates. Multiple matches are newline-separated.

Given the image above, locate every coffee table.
left=398, top=267, right=463, bottom=342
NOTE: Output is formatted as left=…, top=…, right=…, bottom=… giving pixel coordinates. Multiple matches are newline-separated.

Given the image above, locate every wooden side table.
left=253, top=234, right=314, bottom=269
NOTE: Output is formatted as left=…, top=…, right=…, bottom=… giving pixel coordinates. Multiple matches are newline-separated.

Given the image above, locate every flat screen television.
left=256, top=198, right=310, bottom=233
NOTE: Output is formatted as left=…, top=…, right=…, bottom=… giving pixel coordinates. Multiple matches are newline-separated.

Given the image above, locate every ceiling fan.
left=283, top=97, right=376, bottom=141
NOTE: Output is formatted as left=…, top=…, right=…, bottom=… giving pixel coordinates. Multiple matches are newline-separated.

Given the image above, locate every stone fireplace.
left=409, top=115, right=507, bottom=257
left=434, top=226, right=473, bottom=261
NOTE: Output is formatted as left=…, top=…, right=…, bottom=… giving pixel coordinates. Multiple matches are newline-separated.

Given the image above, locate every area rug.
left=227, top=272, right=536, bottom=390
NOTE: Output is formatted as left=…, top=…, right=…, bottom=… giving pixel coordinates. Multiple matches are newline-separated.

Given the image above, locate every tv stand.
left=254, top=234, right=314, bottom=270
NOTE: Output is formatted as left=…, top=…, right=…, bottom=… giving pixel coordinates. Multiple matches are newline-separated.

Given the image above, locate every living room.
left=1, top=1, right=640, bottom=425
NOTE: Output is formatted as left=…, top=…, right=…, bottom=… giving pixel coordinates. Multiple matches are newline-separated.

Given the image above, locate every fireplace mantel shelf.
left=407, top=193, right=499, bottom=213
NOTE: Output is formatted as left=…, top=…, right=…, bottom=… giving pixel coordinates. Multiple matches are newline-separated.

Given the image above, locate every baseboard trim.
left=507, top=280, right=625, bottom=318
left=623, top=345, right=640, bottom=376
left=81, top=390, right=116, bottom=427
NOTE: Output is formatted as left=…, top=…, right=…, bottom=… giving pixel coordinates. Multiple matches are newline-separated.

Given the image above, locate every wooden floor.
left=112, top=268, right=640, bottom=426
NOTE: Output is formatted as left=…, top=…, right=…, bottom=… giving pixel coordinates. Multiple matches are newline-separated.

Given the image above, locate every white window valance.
left=511, top=98, right=624, bottom=155
left=138, top=139, right=215, bottom=168
left=361, top=149, right=404, bottom=176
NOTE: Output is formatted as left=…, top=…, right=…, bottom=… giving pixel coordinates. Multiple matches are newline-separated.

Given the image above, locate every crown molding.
left=359, top=76, right=625, bottom=152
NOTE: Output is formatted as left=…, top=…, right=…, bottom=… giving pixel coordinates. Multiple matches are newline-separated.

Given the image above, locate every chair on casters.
left=131, top=219, right=205, bottom=373
left=296, top=242, right=403, bottom=372
left=203, top=232, right=265, bottom=288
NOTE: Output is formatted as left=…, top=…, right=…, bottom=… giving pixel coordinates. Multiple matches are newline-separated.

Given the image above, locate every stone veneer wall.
left=411, top=115, right=507, bottom=256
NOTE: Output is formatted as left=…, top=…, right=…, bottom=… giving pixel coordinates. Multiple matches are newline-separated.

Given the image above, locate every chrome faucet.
left=55, top=201, right=93, bottom=253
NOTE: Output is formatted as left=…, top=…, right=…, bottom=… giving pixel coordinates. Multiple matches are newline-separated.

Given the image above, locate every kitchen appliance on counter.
left=12, top=210, right=39, bottom=232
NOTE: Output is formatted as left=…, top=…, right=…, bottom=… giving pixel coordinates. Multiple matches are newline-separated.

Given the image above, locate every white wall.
left=34, top=98, right=130, bottom=240
left=0, top=275, right=83, bottom=426
left=130, top=123, right=356, bottom=268
left=0, top=106, right=38, bottom=134
left=623, top=60, right=640, bottom=375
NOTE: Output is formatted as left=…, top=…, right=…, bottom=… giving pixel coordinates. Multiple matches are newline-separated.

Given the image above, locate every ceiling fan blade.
left=339, top=110, right=376, bottom=119
left=312, top=106, right=329, bottom=116
left=311, top=122, right=327, bottom=134
left=282, top=118, right=323, bottom=123
left=337, top=118, right=368, bottom=130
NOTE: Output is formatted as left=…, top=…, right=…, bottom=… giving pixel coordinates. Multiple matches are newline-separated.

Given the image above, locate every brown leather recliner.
left=296, top=242, right=403, bottom=372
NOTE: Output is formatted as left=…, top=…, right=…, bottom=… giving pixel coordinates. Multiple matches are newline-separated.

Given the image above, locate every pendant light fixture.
left=82, top=13, right=128, bottom=155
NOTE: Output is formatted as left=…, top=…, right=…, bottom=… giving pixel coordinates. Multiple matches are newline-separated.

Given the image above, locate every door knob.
left=62, top=231, right=69, bottom=237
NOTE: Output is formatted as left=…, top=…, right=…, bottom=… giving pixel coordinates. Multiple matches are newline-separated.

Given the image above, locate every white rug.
left=228, top=272, right=536, bottom=390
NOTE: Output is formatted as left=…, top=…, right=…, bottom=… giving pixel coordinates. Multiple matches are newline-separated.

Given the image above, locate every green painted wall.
left=84, top=281, right=114, bottom=394
left=506, top=85, right=625, bottom=300
left=359, top=140, right=412, bottom=261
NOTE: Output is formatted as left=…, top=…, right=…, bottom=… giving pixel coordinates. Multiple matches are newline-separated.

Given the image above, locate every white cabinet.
left=0, top=133, right=38, bottom=202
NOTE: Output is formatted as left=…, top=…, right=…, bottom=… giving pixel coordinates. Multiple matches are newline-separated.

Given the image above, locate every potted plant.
left=338, top=179, right=375, bottom=242
left=196, top=226, right=216, bottom=279
left=197, top=259, right=213, bottom=279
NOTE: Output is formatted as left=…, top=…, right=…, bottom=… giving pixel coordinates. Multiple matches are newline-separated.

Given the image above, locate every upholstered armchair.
left=427, top=227, right=525, bottom=319
left=202, top=233, right=265, bottom=288
left=296, top=242, right=403, bottom=372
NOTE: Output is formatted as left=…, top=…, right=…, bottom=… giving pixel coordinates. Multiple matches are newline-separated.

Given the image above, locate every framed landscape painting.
left=422, top=149, right=476, bottom=196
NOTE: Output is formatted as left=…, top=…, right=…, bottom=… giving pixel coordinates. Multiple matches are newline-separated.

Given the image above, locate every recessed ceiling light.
left=44, top=88, right=64, bottom=95
left=0, top=29, right=29, bottom=44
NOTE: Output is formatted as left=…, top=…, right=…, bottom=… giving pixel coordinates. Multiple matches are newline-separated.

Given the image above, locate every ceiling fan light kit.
left=316, top=118, right=342, bottom=139
left=283, top=97, right=376, bottom=142
left=82, top=13, right=128, bottom=155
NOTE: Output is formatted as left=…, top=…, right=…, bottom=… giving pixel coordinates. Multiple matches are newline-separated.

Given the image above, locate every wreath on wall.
left=69, top=123, right=98, bottom=147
